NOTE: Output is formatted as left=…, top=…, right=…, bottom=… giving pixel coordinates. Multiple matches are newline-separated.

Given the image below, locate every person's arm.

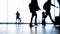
left=51, top=4, right=58, bottom=8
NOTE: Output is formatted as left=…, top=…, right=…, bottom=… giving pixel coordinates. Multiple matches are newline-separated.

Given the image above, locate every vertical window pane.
left=0, top=0, right=7, bottom=23
left=0, top=0, right=59, bottom=23
left=8, top=0, right=31, bottom=23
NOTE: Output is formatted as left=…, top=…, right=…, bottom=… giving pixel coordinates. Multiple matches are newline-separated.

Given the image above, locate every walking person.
left=29, top=0, right=41, bottom=27
left=42, top=0, right=58, bottom=25
left=16, top=11, right=21, bottom=23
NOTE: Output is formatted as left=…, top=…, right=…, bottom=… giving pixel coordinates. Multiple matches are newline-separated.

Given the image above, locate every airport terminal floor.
left=0, top=24, right=60, bottom=34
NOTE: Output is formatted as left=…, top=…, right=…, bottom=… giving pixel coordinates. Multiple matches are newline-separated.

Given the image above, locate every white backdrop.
left=0, top=0, right=59, bottom=23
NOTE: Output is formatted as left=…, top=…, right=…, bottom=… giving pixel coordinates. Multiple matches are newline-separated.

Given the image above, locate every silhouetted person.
left=16, top=11, right=21, bottom=23
left=55, top=0, right=60, bottom=25
left=29, top=0, right=41, bottom=27
left=42, top=0, right=58, bottom=25
left=57, top=0, right=60, bottom=5
left=42, top=11, right=46, bottom=25
left=30, top=27, right=37, bottom=34
left=57, top=0, right=60, bottom=15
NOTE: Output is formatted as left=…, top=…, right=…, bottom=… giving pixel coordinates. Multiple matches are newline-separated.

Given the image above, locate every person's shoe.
left=30, top=23, right=33, bottom=27
left=42, top=24, right=46, bottom=26
left=30, top=24, right=33, bottom=27
left=53, top=21, right=56, bottom=25
left=35, top=23, right=37, bottom=25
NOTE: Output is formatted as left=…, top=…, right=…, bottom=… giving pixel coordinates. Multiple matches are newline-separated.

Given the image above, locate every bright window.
left=0, top=0, right=59, bottom=23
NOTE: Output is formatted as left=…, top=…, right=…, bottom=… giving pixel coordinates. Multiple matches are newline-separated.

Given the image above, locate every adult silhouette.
left=57, top=0, right=60, bottom=5
left=29, top=0, right=41, bottom=27
left=42, top=0, right=58, bottom=25
left=57, top=0, right=60, bottom=15
left=55, top=0, right=60, bottom=25
left=16, top=11, right=21, bottom=23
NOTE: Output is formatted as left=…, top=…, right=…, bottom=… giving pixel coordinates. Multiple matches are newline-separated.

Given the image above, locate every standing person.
left=29, top=0, right=41, bottom=27
left=42, top=0, right=58, bottom=25
left=16, top=11, right=21, bottom=23
left=57, top=0, right=60, bottom=5
left=55, top=0, right=60, bottom=25
left=57, top=0, right=60, bottom=15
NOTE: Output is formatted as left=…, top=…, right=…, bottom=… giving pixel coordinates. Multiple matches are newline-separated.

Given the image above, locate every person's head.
left=48, top=0, right=51, bottom=2
left=17, top=11, right=19, bottom=13
left=57, top=0, right=60, bottom=4
left=47, top=0, right=51, bottom=3
left=17, top=11, right=18, bottom=12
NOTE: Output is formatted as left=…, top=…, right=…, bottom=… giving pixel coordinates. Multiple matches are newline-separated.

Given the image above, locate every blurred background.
left=0, top=0, right=59, bottom=23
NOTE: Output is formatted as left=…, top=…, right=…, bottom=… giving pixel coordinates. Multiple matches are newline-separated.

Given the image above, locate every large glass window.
left=0, top=0, right=7, bottom=23
left=0, top=0, right=59, bottom=23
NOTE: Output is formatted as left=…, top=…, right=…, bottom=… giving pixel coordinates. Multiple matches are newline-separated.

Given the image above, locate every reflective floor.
left=0, top=24, right=60, bottom=34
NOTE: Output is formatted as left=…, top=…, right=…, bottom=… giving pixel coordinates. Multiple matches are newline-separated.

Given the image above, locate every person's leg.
left=30, top=14, right=34, bottom=27
left=30, top=14, right=34, bottom=23
left=18, top=18, right=20, bottom=23
left=35, top=13, right=37, bottom=25
left=16, top=18, right=17, bottom=23
left=18, top=18, right=21, bottom=23
left=42, top=15, right=47, bottom=25
left=18, top=18, right=21, bottom=22
left=42, top=10, right=47, bottom=25
left=48, top=11, right=55, bottom=24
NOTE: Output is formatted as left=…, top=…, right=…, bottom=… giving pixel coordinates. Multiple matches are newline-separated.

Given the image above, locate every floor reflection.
left=30, top=27, right=37, bottom=34
left=0, top=24, right=60, bottom=34
left=42, top=25, right=46, bottom=34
